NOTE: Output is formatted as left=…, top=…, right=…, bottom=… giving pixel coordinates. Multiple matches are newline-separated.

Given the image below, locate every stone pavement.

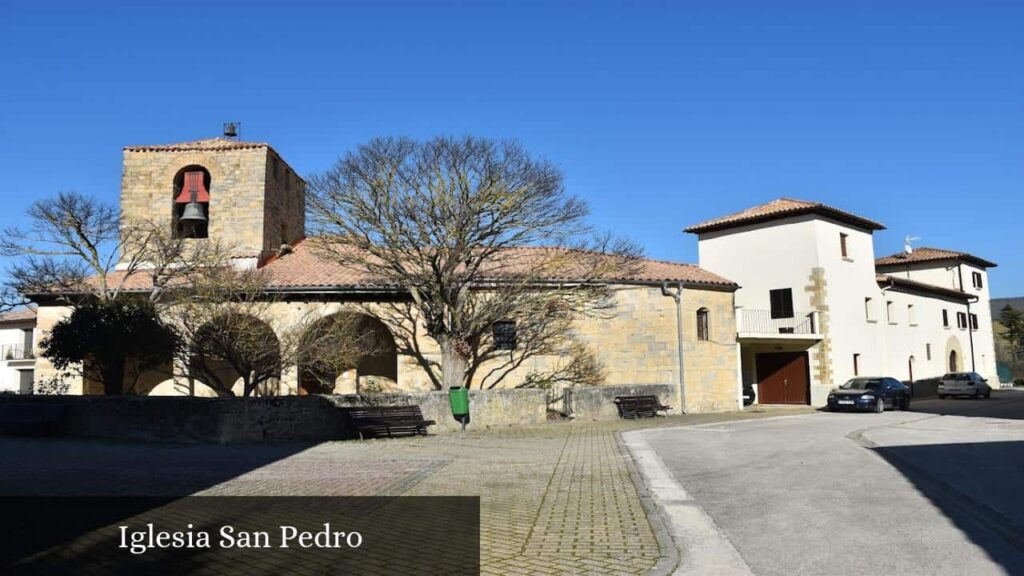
left=0, top=406, right=811, bottom=575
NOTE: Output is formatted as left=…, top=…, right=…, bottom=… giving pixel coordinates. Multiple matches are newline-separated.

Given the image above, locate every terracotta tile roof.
left=260, top=240, right=738, bottom=290
left=685, top=198, right=886, bottom=234
left=124, top=137, right=269, bottom=153
left=875, top=247, right=997, bottom=269
left=0, top=306, right=37, bottom=325
left=29, top=239, right=737, bottom=298
left=876, top=274, right=972, bottom=301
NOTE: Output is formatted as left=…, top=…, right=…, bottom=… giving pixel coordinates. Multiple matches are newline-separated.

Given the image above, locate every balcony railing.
left=2, top=344, right=34, bottom=361
left=737, top=309, right=820, bottom=336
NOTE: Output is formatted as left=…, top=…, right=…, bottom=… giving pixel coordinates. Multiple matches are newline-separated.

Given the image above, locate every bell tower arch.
left=120, top=138, right=305, bottom=264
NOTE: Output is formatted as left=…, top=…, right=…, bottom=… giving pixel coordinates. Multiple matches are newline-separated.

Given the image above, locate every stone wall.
left=121, top=144, right=304, bottom=262
left=0, top=388, right=546, bottom=443
left=31, top=283, right=742, bottom=413
left=680, top=288, right=740, bottom=412
left=567, top=384, right=676, bottom=420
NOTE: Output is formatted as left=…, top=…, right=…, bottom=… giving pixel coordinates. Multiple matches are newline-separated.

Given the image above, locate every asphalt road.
left=637, top=391, right=1024, bottom=576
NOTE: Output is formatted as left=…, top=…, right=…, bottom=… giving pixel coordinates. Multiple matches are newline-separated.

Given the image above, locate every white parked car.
left=938, top=372, right=991, bottom=399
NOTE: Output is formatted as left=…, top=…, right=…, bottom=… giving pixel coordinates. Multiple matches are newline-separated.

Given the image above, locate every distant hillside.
left=992, top=297, right=1024, bottom=319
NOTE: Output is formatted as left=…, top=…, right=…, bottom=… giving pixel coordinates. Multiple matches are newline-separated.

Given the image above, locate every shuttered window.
left=769, top=289, right=794, bottom=319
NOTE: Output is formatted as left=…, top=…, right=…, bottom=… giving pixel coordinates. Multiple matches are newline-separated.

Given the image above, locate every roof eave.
left=685, top=207, right=886, bottom=235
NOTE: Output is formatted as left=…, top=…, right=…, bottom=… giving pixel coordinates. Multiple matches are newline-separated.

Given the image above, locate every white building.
left=686, top=198, right=998, bottom=406
left=0, top=307, right=37, bottom=394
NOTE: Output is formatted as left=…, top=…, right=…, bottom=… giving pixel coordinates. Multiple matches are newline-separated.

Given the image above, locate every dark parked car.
left=827, top=377, right=911, bottom=413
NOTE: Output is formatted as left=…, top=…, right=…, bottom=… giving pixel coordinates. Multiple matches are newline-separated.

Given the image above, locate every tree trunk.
left=439, top=337, right=468, bottom=391
left=100, top=356, right=126, bottom=395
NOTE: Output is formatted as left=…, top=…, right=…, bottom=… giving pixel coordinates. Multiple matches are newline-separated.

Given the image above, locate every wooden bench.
left=0, top=403, right=65, bottom=436
left=346, top=405, right=436, bottom=439
left=613, top=395, right=672, bottom=419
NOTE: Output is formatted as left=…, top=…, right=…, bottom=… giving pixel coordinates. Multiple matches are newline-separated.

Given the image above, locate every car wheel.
left=938, top=394, right=947, bottom=400
left=985, top=389, right=991, bottom=399
left=875, top=398, right=885, bottom=413
left=973, top=390, right=980, bottom=399
left=902, top=397, right=911, bottom=411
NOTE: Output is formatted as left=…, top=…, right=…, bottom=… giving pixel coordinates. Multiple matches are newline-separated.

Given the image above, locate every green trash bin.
left=449, top=387, right=470, bottom=430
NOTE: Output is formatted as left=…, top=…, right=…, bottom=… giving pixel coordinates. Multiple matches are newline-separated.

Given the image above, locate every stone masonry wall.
left=806, top=267, right=833, bottom=388
left=0, top=389, right=546, bottom=442
left=121, top=146, right=303, bottom=262
left=31, top=286, right=741, bottom=413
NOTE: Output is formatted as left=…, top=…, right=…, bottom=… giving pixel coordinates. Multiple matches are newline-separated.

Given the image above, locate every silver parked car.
left=938, top=372, right=991, bottom=399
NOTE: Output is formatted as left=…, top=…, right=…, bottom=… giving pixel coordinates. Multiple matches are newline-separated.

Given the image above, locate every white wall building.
left=687, top=198, right=999, bottom=406
left=0, top=307, right=37, bottom=394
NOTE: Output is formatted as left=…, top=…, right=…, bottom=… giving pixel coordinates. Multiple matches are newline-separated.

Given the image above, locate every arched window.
left=172, top=165, right=210, bottom=239
left=696, top=308, right=710, bottom=341
left=949, top=350, right=958, bottom=372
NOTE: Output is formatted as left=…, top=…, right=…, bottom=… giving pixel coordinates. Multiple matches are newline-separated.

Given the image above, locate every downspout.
left=661, top=282, right=686, bottom=414
left=957, top=264, right=976, bottom=371
left=879, top=278, right=895, bottom=376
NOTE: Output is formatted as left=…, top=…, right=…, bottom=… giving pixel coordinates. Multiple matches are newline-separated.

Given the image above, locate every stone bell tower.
left=120, top=137, right=305, bottom=265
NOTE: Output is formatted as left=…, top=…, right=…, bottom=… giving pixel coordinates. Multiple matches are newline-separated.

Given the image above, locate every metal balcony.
left=736, top=309, right=822, bottom=339
left=2, top=344, right=35, bottom=361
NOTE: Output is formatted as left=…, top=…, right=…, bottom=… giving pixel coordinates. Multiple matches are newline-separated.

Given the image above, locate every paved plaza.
left=0, top=408, right=808, bottom=575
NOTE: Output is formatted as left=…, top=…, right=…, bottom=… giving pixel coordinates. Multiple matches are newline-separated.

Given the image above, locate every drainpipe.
left=661, top=282, right=686, bottom=414
left=957, top=264, right=976, bottom=371
left=879, top=278, right=895, bottom=376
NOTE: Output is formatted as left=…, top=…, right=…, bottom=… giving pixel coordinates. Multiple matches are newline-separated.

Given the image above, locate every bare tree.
left=309, top=136, right=641, bottom=390
left=2, top=191, right=233, bottom=306
left=1, top=192, right=128, bottom=303
left=167, top=268, right=372, bottom=397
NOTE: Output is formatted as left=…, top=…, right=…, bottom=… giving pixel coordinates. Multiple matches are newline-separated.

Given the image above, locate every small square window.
left=942, top=309, right=949, bottom=328
left=972, top=272, right=983, bottom=289
left=969, top=313, right=979, bottom=330
left=865, top=298, right=874, bottom=321
left=926, top=343, right=932, bottom=361
left=886, top=301, right=895, bottom=323
left=493, top=321, right=517, bottom=350
left=956, top=312, right=968, bottom=329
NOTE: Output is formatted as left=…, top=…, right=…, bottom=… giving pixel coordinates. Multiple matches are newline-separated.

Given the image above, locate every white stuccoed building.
left=686, top=198, right=999, bottom=406
left=0, top=307, right=37, bottom=394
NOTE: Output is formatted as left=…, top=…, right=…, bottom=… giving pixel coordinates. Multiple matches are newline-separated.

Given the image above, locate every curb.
left=621, top=428, right=754, bottom=576
left=616, top=431, right=679, bottom=576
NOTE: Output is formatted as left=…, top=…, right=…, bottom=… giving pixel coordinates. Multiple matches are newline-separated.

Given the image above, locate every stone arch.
left=190, top=313, right=283, bottom=397
left=298, top=312, right=398, bottom=395
left=944, top=335, right=964, bottom=374
left=171, top=164, right=211, bottom=239
left=155, top=151, right=227, bottom=186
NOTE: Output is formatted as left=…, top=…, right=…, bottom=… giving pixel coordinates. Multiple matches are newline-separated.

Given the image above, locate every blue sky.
left=1, top=1, right=1021, bottom=295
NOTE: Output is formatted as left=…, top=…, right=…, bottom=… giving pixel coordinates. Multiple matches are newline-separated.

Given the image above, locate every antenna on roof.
left=223, top=122, right=241, bottom=139
left=903, top=235, right=921, bottom=255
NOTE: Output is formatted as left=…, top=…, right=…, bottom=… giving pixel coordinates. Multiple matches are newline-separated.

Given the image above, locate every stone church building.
left=31, top=138, right=744, bottom=413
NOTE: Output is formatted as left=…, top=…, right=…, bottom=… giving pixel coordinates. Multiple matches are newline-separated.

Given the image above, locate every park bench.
left=346, top=405, right=436, bottom=439
left=613, top=395, right=672, bottom=419
left=0, top=403, right=65, bottom=436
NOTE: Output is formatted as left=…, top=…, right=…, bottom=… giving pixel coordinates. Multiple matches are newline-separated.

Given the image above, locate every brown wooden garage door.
left=755, top=352, right=810, bottom=405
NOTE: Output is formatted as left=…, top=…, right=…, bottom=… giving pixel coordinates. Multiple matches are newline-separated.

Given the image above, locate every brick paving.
left=0, top=406, right=813, bottom=575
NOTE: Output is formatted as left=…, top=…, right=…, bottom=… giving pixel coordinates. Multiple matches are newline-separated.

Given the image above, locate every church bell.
left=175, top=171, right=210, bottom=223
left=180, top=201, right=207, bottom=222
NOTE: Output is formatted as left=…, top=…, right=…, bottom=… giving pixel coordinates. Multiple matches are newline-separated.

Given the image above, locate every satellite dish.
left=903, top=235, right=921, bottom=255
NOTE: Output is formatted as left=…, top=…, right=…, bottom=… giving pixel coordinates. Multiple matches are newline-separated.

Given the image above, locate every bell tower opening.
left=172, top=165, right=211, bottom=239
